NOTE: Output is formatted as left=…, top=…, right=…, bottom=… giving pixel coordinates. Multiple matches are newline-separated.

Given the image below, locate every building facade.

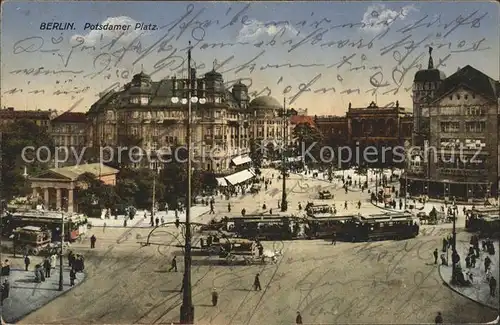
left=51, top=112, right=87, bottom=166
left=0, top=107, right=54, bottom=131
left=86, top=70, right=292, bottom=173
left=405, top=50, right=500, bottom=201
left=314, top=101, right=412, bottom=168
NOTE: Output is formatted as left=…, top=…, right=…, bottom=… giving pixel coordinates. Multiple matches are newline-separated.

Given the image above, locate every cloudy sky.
left=1, top=1, right=498, bottom=115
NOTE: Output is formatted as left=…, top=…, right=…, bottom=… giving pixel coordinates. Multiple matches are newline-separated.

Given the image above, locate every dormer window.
left=465, top=94, right=468, bottom=100
left=130, top=97, right=140, bottom=104
left=456, top=94, right=460, bottom=100
left=140, top=96, right=149, bottom=105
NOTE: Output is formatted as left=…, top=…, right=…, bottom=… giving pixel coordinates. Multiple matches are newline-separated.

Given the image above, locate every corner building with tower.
left=404, top=47, right=500, bottom=202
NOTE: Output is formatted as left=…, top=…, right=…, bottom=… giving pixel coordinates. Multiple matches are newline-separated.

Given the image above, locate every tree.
left=1, top=120, right=54, bottom=201
left=75, top=172, right=119, bottom=217
left=249, top=139, right=263, bottom=167
left=292, top=123, right=323, bottom=165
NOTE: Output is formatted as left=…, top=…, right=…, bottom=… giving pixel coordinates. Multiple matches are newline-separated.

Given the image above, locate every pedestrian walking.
left=175, top=216, right=180, bottom=228
left=169, top=256, right=177, bottom=272
left=70, top=268, right=76, bottom=286
left=485, top=256, right=492, bottom=271
left=344, top=201, right=348, bottom=210
left=90, top=234, right=96, bottom=249
left=331, top=232, right=337, bottom=245
left=490, top=277, right=497, bottom=297
left=228, top=203, right=231, bottom=213
left=211, top=288, right=218, bottom=306
left=24, top=255, right=30, bottom=271
left=209, top=202, right=215, bottom=214
left=435, top=311, right=443, bottom=324
left=43, top=257, right=51, bottom=277
left=296, top=311, right=303, bottom=324
left=155, top=217, right=159, bottom=227
left=254, top=273, right=262, bottom=291
left=433, top=248, right=438, bottom=264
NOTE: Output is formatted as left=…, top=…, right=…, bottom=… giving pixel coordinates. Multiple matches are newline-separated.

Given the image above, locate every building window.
left=440, top=122, right=460, bottom=133
left=465, top=106, right=485, bottom=116
left=140, top=96, right=149, bottom=105
left=130, top=97, right=140, bottom=104
left=464, top=94, right=468, bottom=100
left=456, top=94, right=461, bottom=100
left=465, top=121, right=486, bottom=133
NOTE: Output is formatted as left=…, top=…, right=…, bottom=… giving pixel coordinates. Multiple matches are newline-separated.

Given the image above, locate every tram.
left=215, top=212, right=419, bottom=242
left=1, top=210, right=88, bottom=242
left=304, top=214, right=359, bottom=239
left=347, top=214, right=419, bottom=242
left=226, top=215, right=302, bottom=240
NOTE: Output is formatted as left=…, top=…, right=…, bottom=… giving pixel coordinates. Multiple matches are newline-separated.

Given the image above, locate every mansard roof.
left=431, top=65, right=500, bottom=103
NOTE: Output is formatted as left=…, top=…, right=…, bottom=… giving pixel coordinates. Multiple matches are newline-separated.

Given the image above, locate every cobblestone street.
left=14, top=169, right=497, bottom=324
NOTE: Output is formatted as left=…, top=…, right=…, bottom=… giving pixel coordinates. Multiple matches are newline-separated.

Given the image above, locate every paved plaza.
left=11, top=168, right=499, bottom=324
left=0, top=257, right=85, bottom=323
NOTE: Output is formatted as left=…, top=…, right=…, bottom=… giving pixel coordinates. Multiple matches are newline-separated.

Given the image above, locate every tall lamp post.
left=278, top=98, right=297, bottom=212
left=58, top=211, right=65, bottom=291
left=170, top=41, right=206, bottom=324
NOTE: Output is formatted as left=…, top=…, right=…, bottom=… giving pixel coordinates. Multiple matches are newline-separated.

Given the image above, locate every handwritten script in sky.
left=1, top=2, right=497, bottom=114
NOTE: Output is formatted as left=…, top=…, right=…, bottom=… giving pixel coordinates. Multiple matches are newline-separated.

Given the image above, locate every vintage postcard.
left=0, top=1, right=499, bottom=324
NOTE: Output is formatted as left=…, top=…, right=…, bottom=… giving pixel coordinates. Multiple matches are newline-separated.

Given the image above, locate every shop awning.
left=231, top=155, right=252, bottom=166
left=225, top=169, right=255, bottom=186
left=216, top=177, right=227, bottom=187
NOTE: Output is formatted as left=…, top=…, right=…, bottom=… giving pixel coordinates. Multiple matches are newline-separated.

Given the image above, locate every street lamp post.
left=279, top=99, right=296, bottom=212
left=58, top=211, right=64, bottom=291
left=171, top=41, right=206, bottom=324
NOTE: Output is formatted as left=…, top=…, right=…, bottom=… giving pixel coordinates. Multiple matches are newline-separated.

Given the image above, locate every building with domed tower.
left=247, top=96, right=294, bottom=154
left=404, top=48, right=500, bottom=201
left=86, top=69, right=291, bottom=173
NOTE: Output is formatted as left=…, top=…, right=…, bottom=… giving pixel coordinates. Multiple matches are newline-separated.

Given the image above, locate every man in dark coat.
left=254, top=273, right=261, bottom=291
left=331, top=232, right=337, bottom=245
left=169, top=256, right=177, bottom=272
left=24, top=255, right=30, bottom=271
left=90, top=235, right=96, bottom=249
left=433, top=248, right=438, bottom=264
left=43, top=257, right=51, bottom=277
left=489, top=277, right=497, bottom=297
left=70, top=268, right=77, bottom=286
left=211, top=288, right=218, bottom=306
left=296, top=311, right=303, bottom=324
left=435, top=311, right=443, bottom=324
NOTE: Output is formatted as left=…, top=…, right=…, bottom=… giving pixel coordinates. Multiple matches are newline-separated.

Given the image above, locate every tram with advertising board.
left=1, top=210, right=88, bottom=242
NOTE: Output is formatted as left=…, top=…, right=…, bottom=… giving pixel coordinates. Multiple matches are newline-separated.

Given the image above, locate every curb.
left=6, top=268, right=88, bottom=323
left=438, top=265, right=497, bottom=311
left=369, top=200, right=405, bottom=213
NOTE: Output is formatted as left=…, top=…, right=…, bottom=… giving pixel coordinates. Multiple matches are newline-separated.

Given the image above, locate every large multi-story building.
left=51, top=112, right=87, bottom=166
left=0, top=107, right=55, bottom=131
left=86, top=69, right=293, bottom=173
left=405, top=48, right=500, bottom=201
left=314, top=101, right=412, bottom=167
